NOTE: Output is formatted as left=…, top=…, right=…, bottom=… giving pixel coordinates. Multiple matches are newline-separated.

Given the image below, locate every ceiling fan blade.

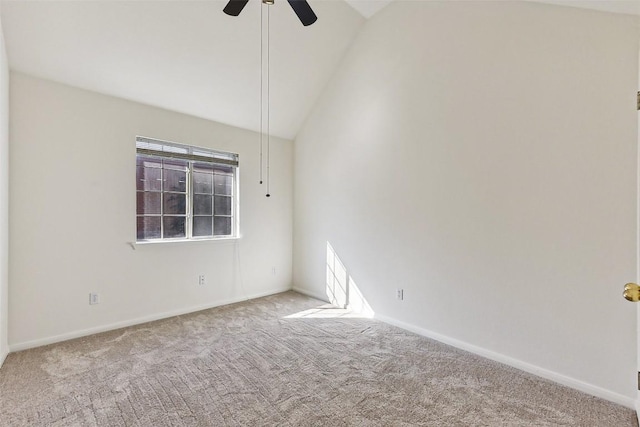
left=223, top=0, right=250, bottom=17
left=287, top=0, right=318, bottom=26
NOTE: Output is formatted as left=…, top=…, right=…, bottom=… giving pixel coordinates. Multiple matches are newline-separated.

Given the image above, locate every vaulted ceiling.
left=1, top=0, right=639, bottom=140
left=0, top=0, right=365, bottom=140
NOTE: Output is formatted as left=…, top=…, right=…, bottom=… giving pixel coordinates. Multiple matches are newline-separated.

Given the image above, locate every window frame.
left=135, top=136, right=239, bottom=243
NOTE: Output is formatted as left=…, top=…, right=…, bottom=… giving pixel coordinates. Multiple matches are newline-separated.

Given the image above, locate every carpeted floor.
left=0, top=291, right=636, bottom=426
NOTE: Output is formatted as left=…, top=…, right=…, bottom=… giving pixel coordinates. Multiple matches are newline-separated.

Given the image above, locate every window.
left=136, top=136, right=238, bottom=242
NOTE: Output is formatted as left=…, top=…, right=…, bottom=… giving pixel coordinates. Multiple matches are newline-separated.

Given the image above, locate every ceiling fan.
left=223, top=0, right=318, bottom=26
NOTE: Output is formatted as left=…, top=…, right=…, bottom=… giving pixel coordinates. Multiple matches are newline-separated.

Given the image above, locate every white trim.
left=9, top=287, right=291, bottom=353
left=130, top=236, right=241, bottom=250
left=292, top=286, right=330, bottom=303
left=375, top=313, right=636, bottom=410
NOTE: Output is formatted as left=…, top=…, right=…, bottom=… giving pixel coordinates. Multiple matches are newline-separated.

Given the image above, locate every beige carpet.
left=0, top=291, right=636, bottom=426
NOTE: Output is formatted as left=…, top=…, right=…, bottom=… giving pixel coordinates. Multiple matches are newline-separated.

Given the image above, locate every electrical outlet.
left=271, top=267, right=276, bottom=276
left=396, top=289, right=404, bottom=301
left=89, top=293, right=100, bottom=305
left=198, top=275, right=206, bottom=286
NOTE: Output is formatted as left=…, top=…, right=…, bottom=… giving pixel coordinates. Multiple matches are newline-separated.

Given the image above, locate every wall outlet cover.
left=89, top=293, right=100, bottom=305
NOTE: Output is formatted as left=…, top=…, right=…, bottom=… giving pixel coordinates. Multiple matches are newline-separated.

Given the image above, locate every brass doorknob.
left=623, top=283, right=640, bottom=302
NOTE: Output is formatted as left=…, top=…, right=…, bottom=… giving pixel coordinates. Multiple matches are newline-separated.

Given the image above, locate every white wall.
left=293, top=1, right=639, bottom=405
left=0, top=5, right=9, bottom=366
left=9, top=73, right=293, bottom=349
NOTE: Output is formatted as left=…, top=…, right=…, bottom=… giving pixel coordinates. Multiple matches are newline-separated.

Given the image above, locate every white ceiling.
left=343, top=0, right=640, bottom=19
left=1, top=0, right=639, bottom=140
left=344, top=0, right=394, bottom=18
left=533, top=0, right=640, bottom=16
left=0, top=0, right=364, bottom=140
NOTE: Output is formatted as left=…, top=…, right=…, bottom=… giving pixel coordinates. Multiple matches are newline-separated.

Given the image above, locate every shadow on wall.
left=325, top=242, right=374, bottom=317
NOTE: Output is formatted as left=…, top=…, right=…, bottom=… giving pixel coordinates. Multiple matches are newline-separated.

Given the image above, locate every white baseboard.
left=9, top=287, right=291, bottom=353
left=291, top=286, right=330, bottom=303
left=375, top=313, right=636, bottom=410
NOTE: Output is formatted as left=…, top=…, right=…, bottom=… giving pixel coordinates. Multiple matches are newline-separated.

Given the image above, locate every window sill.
left=129, top=236, right=240, bottom=250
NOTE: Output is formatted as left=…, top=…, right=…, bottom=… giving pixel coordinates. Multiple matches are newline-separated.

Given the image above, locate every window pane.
left=136, top=155, right=162, bottom=169
left=193, top=216, right=213, bottom=237
left=163, top=216, right=186, bottom=238
left=214, top=165, right=234, bottom=175
left=136, top=166, right=162, bottom=191
left=164, top=193, right=186, bottom=214
left=193, top=194, right=212, bottom=215
left=214, top=196, right=232, bottom=216
left=193, top=162, right=215, bottom=173
left=164, top=169, right=187, bottom=192
left=137, top=192, right=161, bottom=215
left=193, top=172, right=213, bottom=194
left=137, top=216, right=161, bottom=240
left=214, top=216, right=232, bottom=236
left=214, top=174, right=233, bottom=195
left=163, top=158, right=189, bottom=171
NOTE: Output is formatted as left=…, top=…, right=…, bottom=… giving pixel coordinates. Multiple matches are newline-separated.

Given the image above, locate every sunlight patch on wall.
left=326, top=242, right=373, bottom=317
left=283, top=243, right=373, bottom=319
left=346, top=275, right=373, bottom=317
left=326, top=242, right=348, bottom=308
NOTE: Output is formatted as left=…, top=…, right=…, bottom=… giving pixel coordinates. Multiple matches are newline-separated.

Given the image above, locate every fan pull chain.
left=265, top=4, right=271, bottom=198
left=259, top=2, right=264, bottom=185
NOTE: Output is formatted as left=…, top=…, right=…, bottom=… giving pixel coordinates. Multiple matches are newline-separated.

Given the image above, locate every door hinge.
left=637, top=91, right=640, bottom=110
left=637, top=371, right=639, bottom=390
